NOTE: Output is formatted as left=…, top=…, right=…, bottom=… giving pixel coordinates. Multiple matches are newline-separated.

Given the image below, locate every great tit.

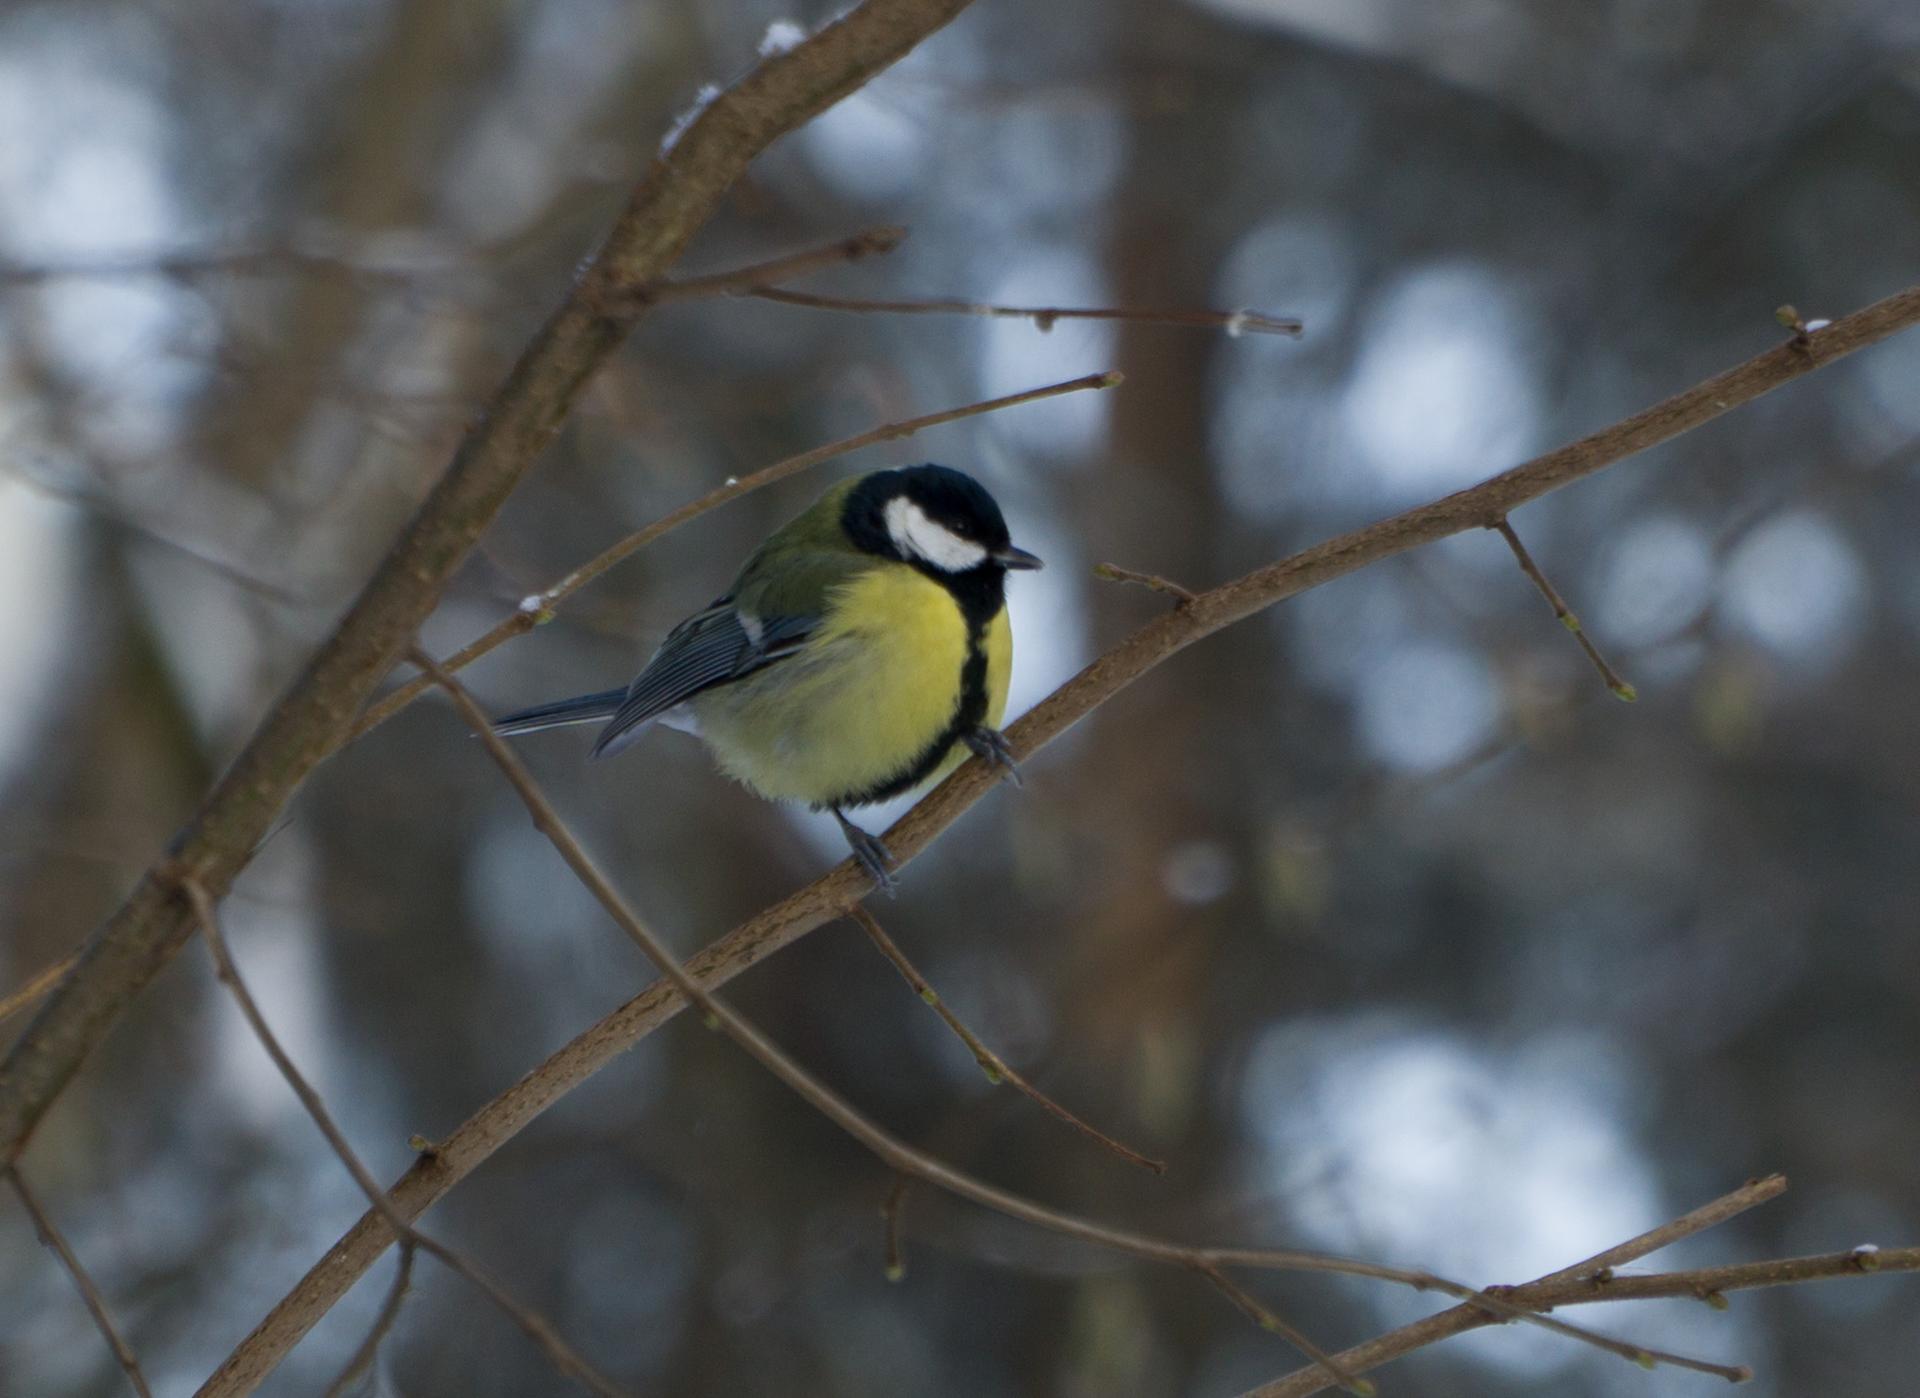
left=494, top=464, right=1042, bottom=891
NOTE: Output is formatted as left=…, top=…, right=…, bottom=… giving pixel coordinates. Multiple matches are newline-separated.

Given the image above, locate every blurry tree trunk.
left=1061, top=33, right=1230, bottom=1077
left=201, top=0, right=494, bottom=492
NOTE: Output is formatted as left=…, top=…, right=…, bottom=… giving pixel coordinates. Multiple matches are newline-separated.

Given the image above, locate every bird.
left=492, top=464, right=1042, bottom=893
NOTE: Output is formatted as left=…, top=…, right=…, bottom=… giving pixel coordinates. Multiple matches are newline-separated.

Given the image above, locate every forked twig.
left=178, top=879, right=631, bottom=1398
left=847, top=906, right=1165, bottom=1175
left=1241, top=1175, right=1795, bottom=1398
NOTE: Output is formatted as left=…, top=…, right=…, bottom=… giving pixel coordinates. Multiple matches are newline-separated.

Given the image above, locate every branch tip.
left=847, top=907, right=1166, bottom=1175
left=1493, top=517, right=1636, bottom=701
left=1093, top=561, right=1198, bottom=606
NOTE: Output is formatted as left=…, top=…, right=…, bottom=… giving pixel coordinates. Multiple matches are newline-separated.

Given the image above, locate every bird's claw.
left=834, top=809, right=899, bottom=897
left=964, top=726, right=1023, bottom=787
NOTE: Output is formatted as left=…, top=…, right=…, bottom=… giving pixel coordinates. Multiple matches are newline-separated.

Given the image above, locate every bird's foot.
left=964, top=726, right=1023, bottom=787
left=833, top=808, right=899, bottom=897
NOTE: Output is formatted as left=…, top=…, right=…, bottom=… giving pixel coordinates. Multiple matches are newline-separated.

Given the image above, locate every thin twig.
left=1092, top=560, right=1198, bottom=605
left=746, top=286, right=1304, bottom=337
left=1491, top=516, right=1637, bottom=701
left=6, top=1165, right=155, bottom=1398
left=847, top=906, right=1165, bottom=1174
left=603, top=226, right=907, bottom=312
left=1193, top=1261, right=1374, bottom=1396
left=321, top=1240, right=415, bottom=1398
left=179, top=879, right=631, bottom=1398
left=1530, top=1242, right=1920, bottom=1302
left=0, top=248, right=443, bottom=288
left=0, top=228, right=906, bottom=300
left=347, top=369, right=1121, bottom=745
left=0, top=952, right=76, bottom=1028
left=881, top=1176, right=911, bottom=1283
left=1532, top=1173, right=1787, bottom=1285
left=206, top=280, right=1920, bottom=1392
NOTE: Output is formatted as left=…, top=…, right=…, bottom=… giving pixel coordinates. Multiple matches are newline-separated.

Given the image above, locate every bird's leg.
left=963, top=726, right=1023, bottom=787
left=833, top=807, right=899, bottom=897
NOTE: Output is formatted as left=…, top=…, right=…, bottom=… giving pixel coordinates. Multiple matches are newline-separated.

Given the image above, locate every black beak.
left=994, top=544, right=1043, bottom=571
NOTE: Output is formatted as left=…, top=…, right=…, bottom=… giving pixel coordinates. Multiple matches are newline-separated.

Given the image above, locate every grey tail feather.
left=491, top=689, right=626, bottom=737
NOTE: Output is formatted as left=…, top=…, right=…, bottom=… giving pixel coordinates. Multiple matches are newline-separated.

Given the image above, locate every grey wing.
left=591, top=602, right=817, bottom=759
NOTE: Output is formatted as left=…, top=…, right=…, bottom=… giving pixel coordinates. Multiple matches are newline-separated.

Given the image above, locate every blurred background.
left=3, top=0, right=1918, bottom=1393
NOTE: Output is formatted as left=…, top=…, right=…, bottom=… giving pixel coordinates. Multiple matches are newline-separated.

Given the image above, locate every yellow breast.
left=691, top=564, right=981, bottom=806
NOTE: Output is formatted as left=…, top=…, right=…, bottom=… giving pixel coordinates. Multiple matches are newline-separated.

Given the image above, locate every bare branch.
left=6, top=1165, right=155, bottom=1398
left=181, top=879, right=631, bottom=1398
left=347, top=369, right=1120, bottom=744
left=0, top=0, right=984, bottom=1168
left=1491, top=516, right=1636, bottom=701
left=210, top=282, right=1920, bottom=1388
left=746, top=286, right=1305, bottom=337
left=0, top=953, right=76, bottom=1029
left=847, top=906, right=1165, bottom=1174
left=1549, top=1242, right=1920, bottom=1302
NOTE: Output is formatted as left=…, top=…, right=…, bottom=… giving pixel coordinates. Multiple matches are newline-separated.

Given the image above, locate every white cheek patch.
left=884, top=496, right=989, bottom=573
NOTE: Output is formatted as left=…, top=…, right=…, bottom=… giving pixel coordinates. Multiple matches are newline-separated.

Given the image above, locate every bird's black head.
left=842, top=464, right=1043, bottom=580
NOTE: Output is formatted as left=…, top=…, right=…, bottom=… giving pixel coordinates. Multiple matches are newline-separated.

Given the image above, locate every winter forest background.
left=2, top=0, right=1919, bottom=1394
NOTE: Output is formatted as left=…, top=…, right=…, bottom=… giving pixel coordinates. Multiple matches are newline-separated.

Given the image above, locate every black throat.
left=834, top=476, right=1010, bottom=808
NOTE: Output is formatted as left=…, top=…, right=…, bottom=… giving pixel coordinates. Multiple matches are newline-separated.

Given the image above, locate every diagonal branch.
left=181, top=879, right=631, bottom=1398
left=203, top=281, right=1920, bottom=1389
left=6, top=1166, right=155, bottom=1398
left=0, top=0, right=982, bottom=1167
left=847, top=906, right=1165, bottom=1174
left=1491, top=516, right=1636, bottom=700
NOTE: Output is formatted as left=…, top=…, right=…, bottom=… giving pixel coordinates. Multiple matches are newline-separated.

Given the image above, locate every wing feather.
left=591, top=603, right=815, bottom=759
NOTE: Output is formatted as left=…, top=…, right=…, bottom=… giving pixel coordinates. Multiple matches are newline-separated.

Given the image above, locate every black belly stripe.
left=828, top=605, right=998, bottom=809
